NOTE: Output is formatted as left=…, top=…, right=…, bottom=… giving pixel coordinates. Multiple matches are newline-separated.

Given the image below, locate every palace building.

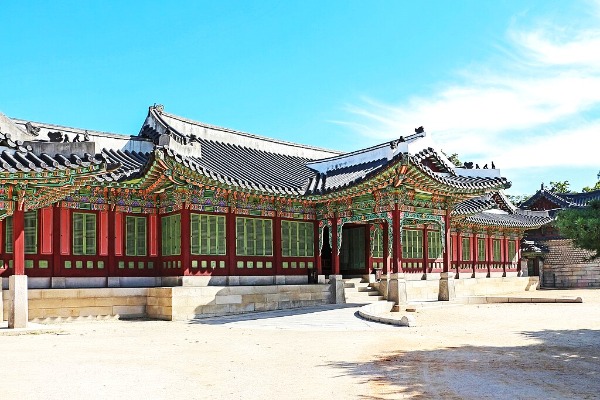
left=0, top=105, right=551, bottom=326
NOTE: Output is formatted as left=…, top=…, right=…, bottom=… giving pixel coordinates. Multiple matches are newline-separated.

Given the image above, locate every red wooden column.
left=391, top=204, right=402, bottom=273
left=226, top=208, right=236, bottom=276
left=502, top=235, right=508, bottom=276
left=52, top=203, right=62, bottom=278
left=442, top=209, right=451, bottom=273
left=487, top=233, right=493, bottom=277
left=12, top=207, right=25, bottom=275
left=422, top=225, right=429, bottom=276
left=331, top=217, right=340, bottom=275
left=107, top=208, right=116, bottom=277
left=181, top=207, right=191, bottom=276
left=382, top=221, right=389, bottom=274
left=156, top=212, right=164, bottom=276
left=274, top=214, right=282, bottom=275
left=149, top=213, right=159, bottom=276
left=314, top=221, right=322, bottom=275
left=365, top=225, right=372, bottom=274
left=456, top=231, right=463, bottom=276
left=471, top=232, right=477, bottom=276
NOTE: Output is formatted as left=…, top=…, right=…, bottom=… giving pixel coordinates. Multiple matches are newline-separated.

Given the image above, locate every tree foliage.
left=582, top=181, right=600, bottom=193
left=555, top=200, right=600, bottom=259
left=549, top=180, right=571, bottom=193
left=447, top=153, right=462, bottom=167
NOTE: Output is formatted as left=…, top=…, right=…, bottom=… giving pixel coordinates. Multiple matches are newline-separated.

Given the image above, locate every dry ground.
left=1, top=289, right=599, bottom=400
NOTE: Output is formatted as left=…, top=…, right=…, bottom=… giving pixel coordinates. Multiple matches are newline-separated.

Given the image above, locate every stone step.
left=345, top=296, right=385, bottom=303
left=356, top=285, right=374, bottom=292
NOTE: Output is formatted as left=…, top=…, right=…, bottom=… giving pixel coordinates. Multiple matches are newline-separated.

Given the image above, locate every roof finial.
left=415, top=126, right=424, bottom=134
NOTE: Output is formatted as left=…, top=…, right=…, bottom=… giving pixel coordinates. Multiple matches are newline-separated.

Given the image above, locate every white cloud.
left=339, top=1, right=600, bottom=193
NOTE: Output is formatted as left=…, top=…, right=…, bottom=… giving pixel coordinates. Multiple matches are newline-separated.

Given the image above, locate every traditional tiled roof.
left=462, top=210, right=553, bottom=228
left=452, top=194, right=496, bottom=216
left=0, top=105, right=514, bottom=201
left=6, top=118, right=154, bottom=183
left=521, top=239, right=549, bottom=254
left=559, top=190, right=600, bottom=207
left=304, top=130, right=511, bottom=195
left=453, top=190, right=552, bottom=229
left=520, top=188, right=574, bottom=210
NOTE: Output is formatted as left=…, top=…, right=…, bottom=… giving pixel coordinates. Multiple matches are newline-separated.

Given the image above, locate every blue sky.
left=1, top=0, right=599, bottom=196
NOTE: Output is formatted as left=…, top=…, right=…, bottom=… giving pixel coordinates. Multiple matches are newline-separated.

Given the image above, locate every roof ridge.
left=156, top=108, right=344, bottom=155
left=10, top=118, right=141, bottom=140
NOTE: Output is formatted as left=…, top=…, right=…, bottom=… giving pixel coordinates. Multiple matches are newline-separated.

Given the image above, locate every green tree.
left=582, top=181, right=600, bottom=193
left=441, top=150, right=462, bottom=167
left=549, top=180, right=571, bottom=193
left=556, top=200, right=600, bottom=259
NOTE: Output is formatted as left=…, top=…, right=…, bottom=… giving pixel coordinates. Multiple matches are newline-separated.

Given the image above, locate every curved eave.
left=456, top=213, right=553, bottom=229
left=306, top=153, right=510, bottom=201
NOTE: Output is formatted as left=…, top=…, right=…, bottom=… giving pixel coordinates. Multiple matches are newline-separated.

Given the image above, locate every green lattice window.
left=427, top=230, right=442, bottom=259
left=126, top=216, right=147, bottom=256
left=236, top=217, right=273, bottom=256
left=461, top=237, right=471, bottom=261
left=508, top=241, right=517, bottom=262
left=73, top=212, right=96, bottom=255
left=478, top=238, right=486, bottom=261
left=402, top=229, right=423, bottom=259
left=161, top=214, right=181, bottom=256
left=281, top=220, right=314, bottom=257
left=371, top=225, right=384, bottom=258
left=191, top=213, right=226, bottom=255
left=4, top=211, right=38, bottom=254
left=492, top=239, right=502, bottom=262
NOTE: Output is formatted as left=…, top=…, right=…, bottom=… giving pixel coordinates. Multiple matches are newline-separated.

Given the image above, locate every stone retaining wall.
left=2, top=284, right=331, bottom=322
left=1, top=288, right=148, bottom=321
left=404, top=276, right=539, bottom=301
left=539, top=239, right=600, bottom=288
left=148, top=284, right=331, bottom=320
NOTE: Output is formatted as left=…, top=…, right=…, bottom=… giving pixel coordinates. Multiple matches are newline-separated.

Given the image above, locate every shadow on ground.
left=186, top=303, right=360, bottom=325
left=327, top=329, right=600, bottom=400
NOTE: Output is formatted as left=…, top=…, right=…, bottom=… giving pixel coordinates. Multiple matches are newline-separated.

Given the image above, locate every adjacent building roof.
left=453, top=191, right=553, bottom=229
left=521, top=188, right=600, bottom=211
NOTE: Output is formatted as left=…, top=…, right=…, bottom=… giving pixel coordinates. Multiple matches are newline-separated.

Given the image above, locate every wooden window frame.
left=281, top=220, right=314, bottom=258
left=161, top=214, right=181, bottom=256
left=190, top=213, right=226, bottom=256
left=4, top=211, right=38, bottom=254
left=461, top=237, right=471, bottom=261
left=427, top=230, right=442, bottom=259
left=236, top=217, right=273, bottom=257
left=402, top=229, right=423, bottom=259
left=72, top=212, right=97, bottom=256
left=126, top=215, right=147, bottom=256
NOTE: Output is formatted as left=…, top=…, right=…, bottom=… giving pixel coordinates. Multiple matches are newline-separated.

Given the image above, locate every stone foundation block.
left=8, top=275, right=28, bottom=328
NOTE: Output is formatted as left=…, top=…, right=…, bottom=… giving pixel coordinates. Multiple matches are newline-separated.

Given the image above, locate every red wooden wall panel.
left=99, top=210, right=109, bottom=256
left=40, top=206, right=53, bottom=254
left=114, top=211, right=123, bottom=256
left=60, top=207, right=70, bottom=255
left=149, top=213, right=157, bottom=256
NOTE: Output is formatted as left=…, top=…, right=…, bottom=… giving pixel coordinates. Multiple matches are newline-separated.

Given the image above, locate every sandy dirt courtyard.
left=1, top=289, right=599, bottom=400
